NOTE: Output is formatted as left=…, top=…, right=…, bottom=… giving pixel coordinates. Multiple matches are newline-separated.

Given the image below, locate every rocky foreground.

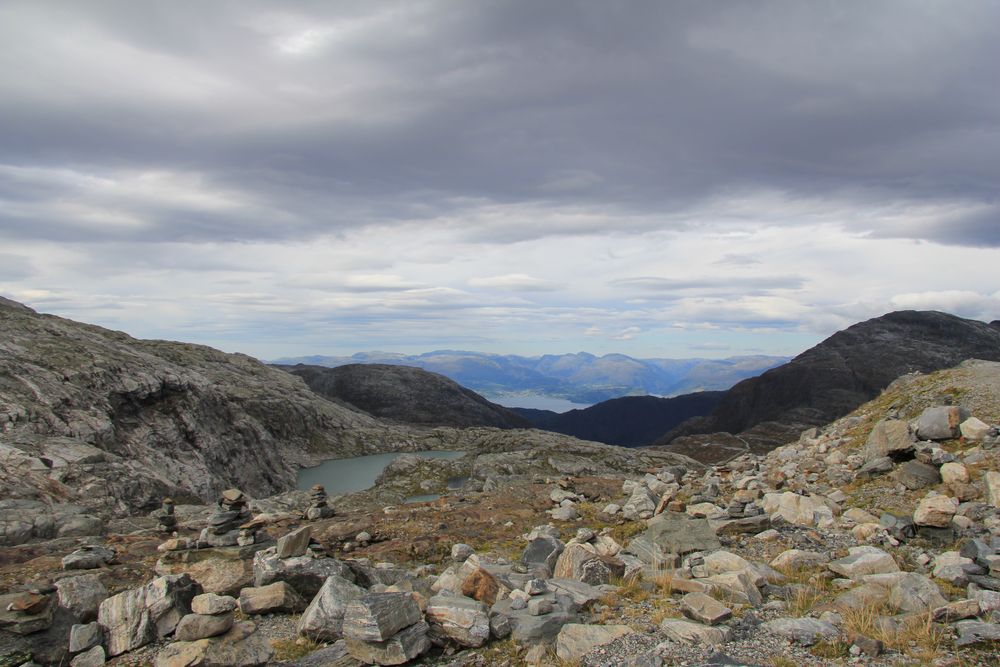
left=2, top=359, right=1000, bottom=666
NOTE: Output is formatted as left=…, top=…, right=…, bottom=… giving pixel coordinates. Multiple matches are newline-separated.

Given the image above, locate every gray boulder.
left=659, top=619, right=730, bottom=645
left=342, top=592, right=422, bottom=643
left=894, top=461, right=941, bottom=490
left=56, top=574, right=108, bottom=622
left=98, top=573, right=200, bottom=656
left=345, top=620, right=431, bottom=666
left=556, top=623, right=634, bottom=662
left=864, top=419, right=914, bottom=461
left=174, top=611, right=235, bottom=641
left=275, top=525, right=312, bottom=559
left=297, top=574, right=366, bottom=642
left=239, top=582, right=306, bottom=615
left=521, top=536, right=564, bottom=577
left=915, top=406, right=970, bottom=441
left=627, top=513, right=720, bottom=566
left=62, top=545, right=115, bottom=571
left=69, top=622, right=102, bottom=653
left=252, top=549, right=354, bottom=598
left=425, top=594, right=490, bottom=647
left=153, top=620, right=274, bottom=667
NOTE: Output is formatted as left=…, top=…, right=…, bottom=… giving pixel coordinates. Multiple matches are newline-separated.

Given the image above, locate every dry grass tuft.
left=841, top=600, right=948, bottom=660
left=271, top=638, right=320, bottom=661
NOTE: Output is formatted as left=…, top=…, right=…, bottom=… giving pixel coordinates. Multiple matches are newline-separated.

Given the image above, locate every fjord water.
left=297, top=450, right=465, bottom=494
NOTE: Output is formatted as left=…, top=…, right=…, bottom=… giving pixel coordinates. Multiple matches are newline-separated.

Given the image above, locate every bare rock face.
left=0, top=298, right=394, bottom=516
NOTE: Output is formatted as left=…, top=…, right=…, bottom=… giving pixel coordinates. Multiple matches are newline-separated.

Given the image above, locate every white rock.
left=940, top=462, right=969, bottom=485
left=913, top=494, right=959, bottom=528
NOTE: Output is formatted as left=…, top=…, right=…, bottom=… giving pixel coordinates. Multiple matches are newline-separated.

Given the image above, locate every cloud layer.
left=1, top=1, right=998, bottom=358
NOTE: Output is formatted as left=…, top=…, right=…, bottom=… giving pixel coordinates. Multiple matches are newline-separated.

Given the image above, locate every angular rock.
left=491, top=594, right=577, bottom=645
left=627, top=513, right=720, bottom=566
left=56, top=574, right=108, bottom=622
left=425, top=594, right=490, bottom=647
left=960, top=417, right=992, bottom=442
left=702, top=571, right=763, bottom=607
left=954, top=620, right=1000, bottom=646
left=913, top=494, right=959, bottom=528
left=864, top=419, right=914, bottom=460
left=770, top=550, right=829, bottom=571
left=62, top=546, right=115, bottom=571
left=156, top=552, right=256, bottom=597
left=521, top=536, right=565, bottom=577
left=556, top=623, right=633, bottom=662
left=856, top=456, right=894, bottom=479
left=932, top=599, right=980, bottom=622
left=191, top=593, right=237, bottom=616
left=451, top=543, right=474, bottom=563
left=546, top=578, right=606, bottom=609
left=297, top=574, right=366, bottom=642
left=915, top=406, right=969, bottom=440
left=153, top=620, right=274, bottom=667
left=763, top=617, right=838, bottom=645
left=70, top=645, right=106, bottom=667
left=940, top=462, right=970, bottom=485
left=344, top=620, right=431, bottom=666
left=986, top=471, right=1000, bottom=508
left=98, top=574, right=199, bottom=656
left=275, top=525, right=311, bottom=559
left=239, top=582, right=306, bottom=615
left=894, top=461, right=941, bottom=490
left=761, top=492, right=832, bottom=527
left=680, top=592, right=731, bottom=625
left=888, top=573, right=947, bottom=613
left=252, top=549, right=354, bottom=598
left=342, top=592, right=422, bottom=642
left=622, top=486, right=658, bottom=521
left=175, top=611, right=235, bottom=641
left=659, top=619, right=730, bottom=646
left=69, top=621, right=102, bottom=653
left=828, top=547, right=899, bottom=580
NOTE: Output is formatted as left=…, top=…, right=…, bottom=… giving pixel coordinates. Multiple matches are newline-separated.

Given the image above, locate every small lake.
left=297, top=450, right=465, bottom=495
left=486, top=392, right=592, bottom=412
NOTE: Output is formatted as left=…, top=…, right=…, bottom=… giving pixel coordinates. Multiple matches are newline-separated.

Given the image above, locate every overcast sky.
left=1, top=1, right=999, bottom=360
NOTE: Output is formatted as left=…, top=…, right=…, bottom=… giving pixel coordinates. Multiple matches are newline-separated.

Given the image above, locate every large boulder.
left=626, top=513, right=720, bottom=566
left=239, top=582, right=306, bottom=615
left=622, top=486, right=658, bottom=521
left=98, top=574, right=200, bottom=656
left=761, top=492, right=833, bottom=527
left=297, top=574, right=366, bottom=642
left=888, top=573, right=947, bottom=613
left=55, top=574, right=108, bottom=622
left=828, top=547, right=899, bottom=580
left=915, top=406, right=969, bottom=440
left=894, top=461, right=941, bottom=490
left=659, top=619, right=730, bottom=645
left=425, top=594, right=490, bottom=647
left=553, top=543, right=624, bottom=585
left=521, top=536, right=565, bottom=577
left=913, top=494, right=959, bottom=528
left=252, top=549, right=354, bottom=598
left=344, top=620, right=431, bottom=666
left=864, top=419, right=914, bottom=460
left=154, top=620, right=274, bottom=667
left=343, top=593, right=422, bottom=643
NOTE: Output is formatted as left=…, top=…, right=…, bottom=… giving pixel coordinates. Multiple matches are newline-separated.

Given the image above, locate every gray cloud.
left=1, top=1, right=997, bottom=246
left=610, top=275, right=805, bottom=292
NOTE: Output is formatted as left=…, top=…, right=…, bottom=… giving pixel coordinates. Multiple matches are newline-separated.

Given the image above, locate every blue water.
left=297, top=450, right=465, bottom=494
left=488, top=393, right=592, bottom=412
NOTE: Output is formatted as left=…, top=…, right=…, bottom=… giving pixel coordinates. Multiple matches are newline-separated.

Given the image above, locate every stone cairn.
left=151, top=497, right=177, bottom=534
left=199, top=489, right=252, bottom=547
left=305, top=484, right=334, bottom=520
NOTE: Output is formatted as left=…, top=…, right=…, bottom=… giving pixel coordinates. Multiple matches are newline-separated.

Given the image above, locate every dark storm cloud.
left=1, top=0, right=998, bottom=246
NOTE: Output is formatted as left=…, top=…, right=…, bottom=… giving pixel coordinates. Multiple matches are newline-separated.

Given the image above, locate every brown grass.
left=271, top=637, right=320, bottom=661
left=841, top=600, right=948, bottom=660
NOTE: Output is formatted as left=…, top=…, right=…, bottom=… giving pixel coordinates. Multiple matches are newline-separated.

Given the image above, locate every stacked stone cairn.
left=151, top=497, right=177, bottom=534
left=306, top=483, right=334, bottom=520
left=199, top=488, right=252, bottom=547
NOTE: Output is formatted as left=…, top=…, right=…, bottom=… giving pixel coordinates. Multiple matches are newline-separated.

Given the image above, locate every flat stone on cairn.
left=151, top=497, right=177, bottom=534
left=199, top=488, right=253, bottom=547
left=306, top=484, right=334, bottom=520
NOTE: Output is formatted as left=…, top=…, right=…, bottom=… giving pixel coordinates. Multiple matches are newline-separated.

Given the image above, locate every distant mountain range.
left=268, top=351, right=789, bottom=404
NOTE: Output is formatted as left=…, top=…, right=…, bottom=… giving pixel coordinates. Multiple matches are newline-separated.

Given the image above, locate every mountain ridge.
left=656, top=310, right=1000, bottom=458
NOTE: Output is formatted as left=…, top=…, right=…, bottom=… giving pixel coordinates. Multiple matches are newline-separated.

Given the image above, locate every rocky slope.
left=657, top=310, right=1000, bottom=458
left=0, top=299, right=416, bottom=515
left=2, top=359, right=999, bottom=666
left=514, top=392, right=723, bottom=447
left=278, top=363, right=530, bottom=429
